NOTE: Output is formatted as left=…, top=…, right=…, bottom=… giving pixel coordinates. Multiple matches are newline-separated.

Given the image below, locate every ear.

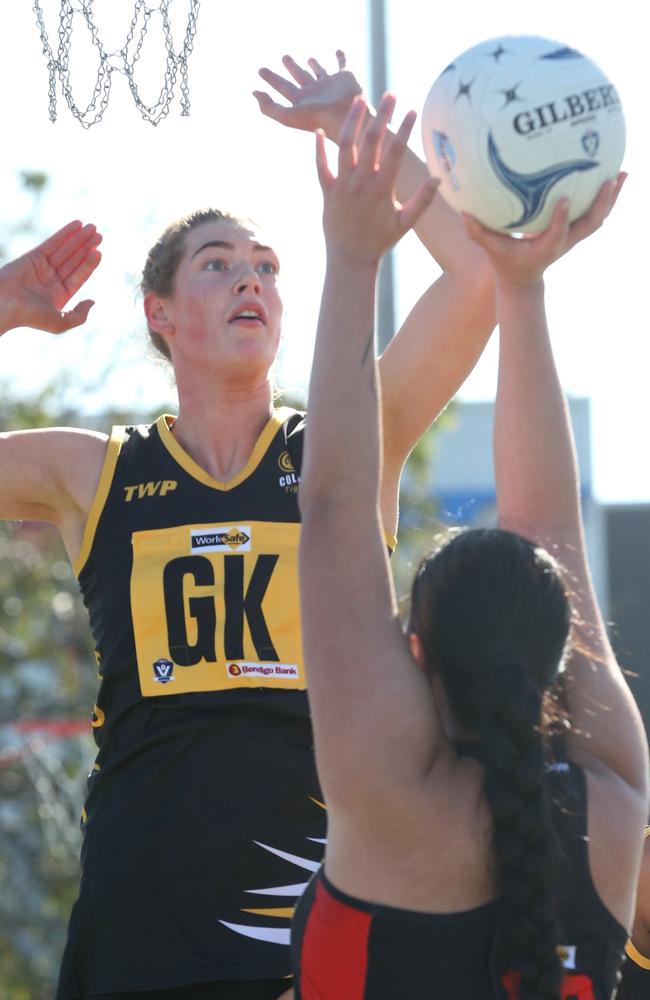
left=144, top=292, right=175, bottom=338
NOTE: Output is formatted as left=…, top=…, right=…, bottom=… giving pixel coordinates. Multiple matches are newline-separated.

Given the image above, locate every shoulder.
left=0, top=425, right=109, bottom=516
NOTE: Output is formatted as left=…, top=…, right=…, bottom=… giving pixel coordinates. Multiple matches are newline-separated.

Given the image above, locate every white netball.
left=421, top=35, right=625, bottom=232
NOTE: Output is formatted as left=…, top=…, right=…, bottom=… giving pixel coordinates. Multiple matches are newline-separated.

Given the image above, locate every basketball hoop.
left=32, top=0, right=201, bottom=127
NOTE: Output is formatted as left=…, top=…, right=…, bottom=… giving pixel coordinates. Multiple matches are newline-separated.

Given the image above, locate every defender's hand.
left=317, top=94, right=438, bottom=264
left=463, top=174, right=625, bottom=288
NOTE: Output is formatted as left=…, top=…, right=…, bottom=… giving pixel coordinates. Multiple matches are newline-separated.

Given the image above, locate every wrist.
left=496, top=274, right=546, bottom=296
left=329, top=102, right=374, bottom=144
left=0, top=299, right=19, bottom=336
left=325, top=242, right=382, bottom=272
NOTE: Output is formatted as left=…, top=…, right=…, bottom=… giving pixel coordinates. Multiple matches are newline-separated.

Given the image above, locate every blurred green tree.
left=0, top=173, right=174, bottom=998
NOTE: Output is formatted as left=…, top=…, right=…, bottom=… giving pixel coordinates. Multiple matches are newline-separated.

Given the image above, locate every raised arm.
left=0, top=222, right=107, bottom=559
left=255, top=53, right=495, bottom=530
left=299, top=95, right=441, bottom=807
left=465, top=180, right=648, bottom=799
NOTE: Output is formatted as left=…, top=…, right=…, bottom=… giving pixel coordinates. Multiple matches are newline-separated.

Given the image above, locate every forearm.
left=379, top=265, right=494, bottom=466
left=495, top=278, right=648, bottom=791
left=394, top=144, right=491, bottom=275
left=299, top=252, right=381, bottom=513
left=494, top=279, right=581, bottom=535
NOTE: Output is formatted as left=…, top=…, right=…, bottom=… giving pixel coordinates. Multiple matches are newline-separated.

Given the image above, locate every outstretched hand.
left=463, top=174, right=626, bottom=287
left=255, top=51, right=363, bottom=141
left=316, top=94, right=438, bottom=264
left=0, top=220, right=102, bottom=335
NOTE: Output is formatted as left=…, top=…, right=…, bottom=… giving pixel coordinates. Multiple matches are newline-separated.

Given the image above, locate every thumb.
left=399, top=177, right=439, bottom=233
left=58, top=299, right=95, bottom=332
left=252, top=91, right=292, bottom=126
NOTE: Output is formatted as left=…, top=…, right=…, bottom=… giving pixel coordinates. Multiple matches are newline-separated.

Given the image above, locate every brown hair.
left=140, top=208, right=250, bottom=361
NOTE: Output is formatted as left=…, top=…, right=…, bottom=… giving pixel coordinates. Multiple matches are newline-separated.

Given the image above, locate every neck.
left=172, top=373, right=276, bottom=482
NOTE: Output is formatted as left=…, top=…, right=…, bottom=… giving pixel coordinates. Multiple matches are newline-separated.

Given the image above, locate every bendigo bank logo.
left=190, top=526, right=251, bottom=553
left=228, top=662, right=300, bottom=680
left=278, top=450, right=300, bottom=492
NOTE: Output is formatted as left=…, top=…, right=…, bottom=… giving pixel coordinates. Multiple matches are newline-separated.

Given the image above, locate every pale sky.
left=0, top=0, right=646, bottom=501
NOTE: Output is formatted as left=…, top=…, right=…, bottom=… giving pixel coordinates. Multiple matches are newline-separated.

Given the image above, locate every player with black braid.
left=410, top=528, right=569, bottom=998
left=291, top=91, right=649, bottom=999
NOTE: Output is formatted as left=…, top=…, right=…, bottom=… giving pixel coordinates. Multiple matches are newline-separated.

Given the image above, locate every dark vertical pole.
left=369, top=0, right=396, bottom=351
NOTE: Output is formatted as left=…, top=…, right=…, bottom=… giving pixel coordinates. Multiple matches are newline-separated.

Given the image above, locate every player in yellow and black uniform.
left=0, top=53, right=497, bottom=1000
left=618, top=827, right=650, bottom=998
left=55, top=408, right=319, bottom=997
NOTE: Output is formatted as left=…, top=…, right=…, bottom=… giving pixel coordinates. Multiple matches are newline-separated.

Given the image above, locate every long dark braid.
left=476, top=664, right=562, bottom=998
left=409, top=528, right=571, bottom=999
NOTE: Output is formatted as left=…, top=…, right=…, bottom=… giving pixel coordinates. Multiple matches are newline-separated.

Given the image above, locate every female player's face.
left=164, top=218, right=283, bottom=380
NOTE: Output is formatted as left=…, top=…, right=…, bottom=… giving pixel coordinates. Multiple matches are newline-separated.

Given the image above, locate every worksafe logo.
left=190, top=526, right=252, bottom=552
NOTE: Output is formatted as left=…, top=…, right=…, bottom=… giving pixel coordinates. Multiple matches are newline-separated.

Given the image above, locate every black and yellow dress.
left=617, top=827, right=650, bottom=999
left=56, top=409, right=326, bottom=997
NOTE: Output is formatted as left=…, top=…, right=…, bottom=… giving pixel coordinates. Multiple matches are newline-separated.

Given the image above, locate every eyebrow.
left=191, top=240, right=274, bottom=260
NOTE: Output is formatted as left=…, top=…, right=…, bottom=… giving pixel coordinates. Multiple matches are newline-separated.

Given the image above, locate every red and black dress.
left=292, top=762, right=627, bottom=999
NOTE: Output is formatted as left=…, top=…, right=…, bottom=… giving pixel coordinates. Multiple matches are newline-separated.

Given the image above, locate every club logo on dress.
left=278, top=450, right=300, bottom=492
left=557, top=944, right=577, bottom=969
left=153, top=657, right=175, bottom=684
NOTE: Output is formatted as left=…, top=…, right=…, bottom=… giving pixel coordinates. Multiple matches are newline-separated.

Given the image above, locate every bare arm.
left=255, top=54, right=495, bottom=530
left=299, top=96, right=441, bottom=808
left=0, top=222, right=107, bottom=559
left=466, top=181, right=648, bottom=798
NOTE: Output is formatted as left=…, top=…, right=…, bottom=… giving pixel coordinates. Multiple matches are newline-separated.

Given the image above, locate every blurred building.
left=431, top=399, right=650, bottom=734
left=606, top=504, right=650, bottom=738
left=433, top=398, right=608, bottom=607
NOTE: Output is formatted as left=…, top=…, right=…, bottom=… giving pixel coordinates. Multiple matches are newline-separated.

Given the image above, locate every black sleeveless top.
left=617, top=827, right=650, bottom=999
left=292, top=762, right=627, bottom=999
left=57, top=409, right=325, bottom=997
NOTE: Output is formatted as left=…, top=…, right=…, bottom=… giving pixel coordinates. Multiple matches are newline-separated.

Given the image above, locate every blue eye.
left=205, top=259, right=228, bottom=271
left=258, top=261, right=278, bottom=275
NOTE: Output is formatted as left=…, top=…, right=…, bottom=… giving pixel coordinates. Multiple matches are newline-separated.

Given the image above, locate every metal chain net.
left=32, top=0, right=201, bottom=127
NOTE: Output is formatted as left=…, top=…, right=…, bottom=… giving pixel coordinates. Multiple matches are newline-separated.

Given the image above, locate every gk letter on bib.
left=130, top=520, right=304, bottom=695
